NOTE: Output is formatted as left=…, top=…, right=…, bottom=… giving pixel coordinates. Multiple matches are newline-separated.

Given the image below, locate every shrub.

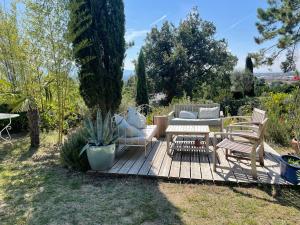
left=60, top=127, right=90, bottom=171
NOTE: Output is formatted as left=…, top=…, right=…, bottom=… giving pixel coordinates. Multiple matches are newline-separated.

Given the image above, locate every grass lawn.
left=0, top=132, right=299, bottom=225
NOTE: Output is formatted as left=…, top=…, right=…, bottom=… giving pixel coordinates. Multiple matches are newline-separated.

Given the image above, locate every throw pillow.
left=127, top=107, right=146, bottom=129
left=198, top=107, right=219, bottom=119
left=114, top=114, right=143, bottom=137
left=179, top=110, right=198, bottom=119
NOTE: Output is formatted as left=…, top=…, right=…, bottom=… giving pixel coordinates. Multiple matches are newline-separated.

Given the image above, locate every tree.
left=68, top=0, right=126, bottom=114
left=245, top=56, right=254, bottom=73
left=245, top=56, right=255, bottom=96
left=254, top=0, right=300, bottom=72
left=143, top=8, right=237, bottom=103
left=231, top=70, right=255, bottom=98
left=25, top=0, right=74, bottom=144
left=135, top=50, right=149, bottom=106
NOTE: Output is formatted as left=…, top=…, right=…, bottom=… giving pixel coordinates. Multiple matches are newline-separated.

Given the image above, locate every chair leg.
left=213, top=138, right=217, bottom=171
left=144, top=144, right=147, bottom=158
left=259, top=144, right=264, bottom=166
left=251, top=151, right=257, bottom=179
left=225, top=149, right=228, bottom=160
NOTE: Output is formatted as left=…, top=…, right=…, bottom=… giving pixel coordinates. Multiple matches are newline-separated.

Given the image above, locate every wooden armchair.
left=213, top=118, right=268, bottom=179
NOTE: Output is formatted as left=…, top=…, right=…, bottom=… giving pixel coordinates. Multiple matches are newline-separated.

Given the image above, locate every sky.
left=124, top=0, right=299, bottom=73
left=2, top=0, right=299, bottom=73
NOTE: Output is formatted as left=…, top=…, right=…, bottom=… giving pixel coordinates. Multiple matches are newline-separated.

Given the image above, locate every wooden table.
left=166, top=125, right=210, bottom=156
left=153, top=115, right=168, bottom=138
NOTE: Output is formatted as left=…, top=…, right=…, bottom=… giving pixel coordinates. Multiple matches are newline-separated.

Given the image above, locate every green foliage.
left=136, top=50, right=149, bottom=106
left=287, top=158, right=300, bottom=167
left=144, top=8, right=237, bottom=103
left=60, top=128, right=90, bottom=171
left=261, top=92, right=293, bottom=146
left=82, top=110, right=117, bottom=148
left=119, top=76, right=136, bottom=112
left=254, top=0, right=300, bottom=72
left=68, top=0, right=126, bottom=114
left=231, top=70, right=255, bottom=98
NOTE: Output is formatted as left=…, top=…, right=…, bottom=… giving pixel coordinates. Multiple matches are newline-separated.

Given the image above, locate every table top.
left=0, top=113, right=20, bottom=120
left=166, top=125, right=210, bottom=134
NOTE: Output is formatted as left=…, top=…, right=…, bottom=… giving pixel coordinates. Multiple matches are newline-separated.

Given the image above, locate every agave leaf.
left=84, top=117, right=97, bottom=142
left=79, top=143, right=89, bottom=156
left=96, top=109, right=103, bottom=145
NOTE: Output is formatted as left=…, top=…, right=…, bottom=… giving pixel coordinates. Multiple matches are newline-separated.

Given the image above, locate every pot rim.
left=281, top=154, right=300, bottom=169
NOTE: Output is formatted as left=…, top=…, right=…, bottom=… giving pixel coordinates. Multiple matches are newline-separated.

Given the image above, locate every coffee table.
left=166, top=125, right=210, bottom=156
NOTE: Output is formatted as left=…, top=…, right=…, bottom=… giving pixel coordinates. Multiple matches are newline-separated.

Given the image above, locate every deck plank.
left=190, top=149, right=202, bottom=180
left=138, top=142, right=162, bottom=175
left=180, top=151, right=191, bottom=179
left=148, top=141, right=167, bottom=176
left=108, top=148, right=137, bottom=174
left=158, top=146, right=173, bottom=177
left=169, top=151, right=181, bottom=178
left=198, top=151, right=214, bottom=181
left=127, top=142, right=158, bottom=175
left=118, top=147, right=144, bottom=174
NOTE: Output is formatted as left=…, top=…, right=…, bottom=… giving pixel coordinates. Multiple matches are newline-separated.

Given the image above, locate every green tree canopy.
left=68, top=0, right=125, bottom=114
left=135, top=50, right=149, bottom=106
left=254, top=0, right=300, bottom=72
left=143, top=8, right=237, bottom=103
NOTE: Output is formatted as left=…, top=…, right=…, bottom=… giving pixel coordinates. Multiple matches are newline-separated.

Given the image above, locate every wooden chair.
left=213, top=118, right=268, bottom=179
left=225, top=108, right=266, bottom=154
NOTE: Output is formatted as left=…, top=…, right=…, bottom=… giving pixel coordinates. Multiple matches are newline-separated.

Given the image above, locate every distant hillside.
left=123, top=69, right=134, bottom=81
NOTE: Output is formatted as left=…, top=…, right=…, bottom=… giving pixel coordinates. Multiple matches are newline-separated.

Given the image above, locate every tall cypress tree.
left=245, top=56, right=254, bottom=73
left=68, top=0, right=125, bottom=114
left=135, top=50, right=149, bottom=106
left=245, top=55, right=255, bottom=96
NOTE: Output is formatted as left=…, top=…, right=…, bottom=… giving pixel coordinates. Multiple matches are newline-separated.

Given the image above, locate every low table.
left=0, top=113, right=20, bottom=144
left=166, top=125, right=210, bottom=156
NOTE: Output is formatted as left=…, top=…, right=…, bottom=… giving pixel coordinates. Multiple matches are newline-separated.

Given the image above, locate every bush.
left=60, top=127, right=90, bottom=171
left=220, top=97, right=260, bottom=116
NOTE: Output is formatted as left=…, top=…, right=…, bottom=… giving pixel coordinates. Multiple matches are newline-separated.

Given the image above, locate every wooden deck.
left=90, top=137, right=294, bottom=185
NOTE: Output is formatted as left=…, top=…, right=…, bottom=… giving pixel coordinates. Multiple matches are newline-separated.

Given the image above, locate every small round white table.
left=0, top=113, right=20, bottom=144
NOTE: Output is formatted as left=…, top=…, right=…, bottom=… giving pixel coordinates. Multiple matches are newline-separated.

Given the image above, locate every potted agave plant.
left=80, top=110, right=118, bottom=171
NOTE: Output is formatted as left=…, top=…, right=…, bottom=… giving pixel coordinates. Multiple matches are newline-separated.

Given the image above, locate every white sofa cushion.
left=115, top=114, right=143, bottom=137
left=118, top=125, right=157, bottom=145
left=179, top=110, right=198, bottom=119
left=199, top=107, right=219, bottom=119
left=127, top=107, right=146, bottom=129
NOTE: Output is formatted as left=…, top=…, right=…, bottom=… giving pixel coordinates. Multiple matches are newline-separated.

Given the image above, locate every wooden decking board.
left=198, top=152, right=214, bottom=181
left=180, top=151, right=191, bottom=179
left=158, top=148, right=172, bottom=177
left=169, top=151, right=182, bottom=178
left=190, top=149, right=202, bottom=180
left=138, top=141, right=162, bottom=175
left=118, top=147, right=144, bottom=174
left=148, top=141, right=166, bottom=176
left=96, top=140, right=292, bottom=185
left=108, top=148, right=137, bottom=173
left=127, top=142, right=158, bottom=175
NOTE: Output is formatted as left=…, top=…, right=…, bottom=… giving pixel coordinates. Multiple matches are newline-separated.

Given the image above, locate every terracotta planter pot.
left=291, top=138, right=300, bottom=154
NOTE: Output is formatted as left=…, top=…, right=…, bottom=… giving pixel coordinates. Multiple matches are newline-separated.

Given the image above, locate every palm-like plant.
left=80, top=110, right=118, bottom=156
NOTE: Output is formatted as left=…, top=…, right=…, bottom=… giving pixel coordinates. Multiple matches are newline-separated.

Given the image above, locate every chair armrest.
left=224, top=116, right=251, bottom=121
left=213, top=132, right=258, bottom=141
left=168, top=111, right=175, bottom=118
left=220, top=111, right=224, bottom=118
left=227, top=124, right=258, bottom=130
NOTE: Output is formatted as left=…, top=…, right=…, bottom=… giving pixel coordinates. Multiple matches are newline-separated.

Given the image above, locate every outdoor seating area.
left=89, top=106, right=297, bottom=185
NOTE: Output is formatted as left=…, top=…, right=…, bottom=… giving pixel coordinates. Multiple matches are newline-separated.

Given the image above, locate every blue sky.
left=124, top=0, right=298, bottom=73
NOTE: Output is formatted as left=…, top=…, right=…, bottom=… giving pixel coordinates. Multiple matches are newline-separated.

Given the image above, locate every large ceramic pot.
left=86, top=144, right=116, bottom=171
left=280, top=154, right=300, bottom=184
left=291, top=138, right=300, bottom=154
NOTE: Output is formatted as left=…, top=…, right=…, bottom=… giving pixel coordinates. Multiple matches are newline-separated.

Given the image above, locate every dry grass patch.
left=0, top=133, right=299, bottom=225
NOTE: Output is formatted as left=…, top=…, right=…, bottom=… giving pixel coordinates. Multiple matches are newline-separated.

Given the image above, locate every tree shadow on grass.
left=1, top=162, right=183, bottom=225
left=229, top=184, right=300, bottom=210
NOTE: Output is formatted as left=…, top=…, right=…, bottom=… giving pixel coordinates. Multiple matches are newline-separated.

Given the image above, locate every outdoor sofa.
left=168, top=103, right=224, bottom=131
